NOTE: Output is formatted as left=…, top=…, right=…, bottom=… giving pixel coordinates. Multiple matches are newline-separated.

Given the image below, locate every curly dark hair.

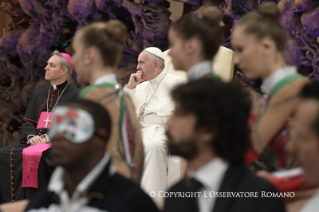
left=171, top=78, right=251, bottom=164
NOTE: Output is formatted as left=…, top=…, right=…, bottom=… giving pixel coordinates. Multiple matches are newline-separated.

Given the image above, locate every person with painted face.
left=0, top=51, right=80, bottom=203
left=168, top=6, right=223, bottom=80
left=25, top=99, right=159, bottom=212
left=164, top=79, right=286, bottom=212
left=231, top=2, right=309, bottom=169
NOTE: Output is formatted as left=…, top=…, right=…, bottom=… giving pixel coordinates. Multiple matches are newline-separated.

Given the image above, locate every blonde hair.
left=78, top=20, right=127, bottom=67
left=236, top=2, right=288, bottom=52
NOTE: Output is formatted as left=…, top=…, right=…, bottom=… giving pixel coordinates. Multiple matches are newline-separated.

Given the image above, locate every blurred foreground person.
left=168, top=6, right=223, bottom=80
left=231, top=2, right=309, bottom=169
left=25, top=99, right=159, bottom=212
left=164, top=79, right=286, bottom=212
left=72, top=21, right=144, bottom=183
left=288, top=82, right=319, bottom=212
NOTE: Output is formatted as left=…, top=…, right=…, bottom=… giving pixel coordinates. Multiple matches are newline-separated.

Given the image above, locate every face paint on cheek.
left=48, top=106, right=95, bottom=143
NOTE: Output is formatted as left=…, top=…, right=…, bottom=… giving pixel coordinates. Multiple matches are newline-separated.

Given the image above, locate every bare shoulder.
left=272, top=77, right=309, bottom=101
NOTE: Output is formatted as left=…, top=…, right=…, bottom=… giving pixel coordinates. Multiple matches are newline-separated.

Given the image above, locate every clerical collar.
left=261, top=66, right=297, bottom=94
left=149, top=69, right=166, bottom=86
left=51, top=80, right=68, bottom=90
left=94, top=73, right=118, bottom=85
left=188, top=61, right=213, bottom=81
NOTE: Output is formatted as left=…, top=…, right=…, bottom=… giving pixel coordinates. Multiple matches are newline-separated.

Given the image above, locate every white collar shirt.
left=187, top=61, right=213, bottom=81
left=94, top=73, right=119, bottom=85
left=47, top=153, right=112, bottom=212
left=261, top=66, right=297, bottom=94
left=189, top=157, right=229, bottom=212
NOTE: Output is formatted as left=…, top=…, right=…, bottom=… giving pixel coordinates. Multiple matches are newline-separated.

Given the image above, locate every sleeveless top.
left=80, top=82, right=144, bottom=183
left=246, top=66, right=303, bottom=169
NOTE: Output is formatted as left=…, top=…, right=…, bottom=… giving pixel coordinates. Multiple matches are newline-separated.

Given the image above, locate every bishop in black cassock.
left=0, top=52, right=79, bottom=204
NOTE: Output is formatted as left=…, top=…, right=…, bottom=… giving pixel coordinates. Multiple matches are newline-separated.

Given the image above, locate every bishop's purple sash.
left=22, top=111, right=53, bottom=188
left=22, top=143, right=51, bottom=188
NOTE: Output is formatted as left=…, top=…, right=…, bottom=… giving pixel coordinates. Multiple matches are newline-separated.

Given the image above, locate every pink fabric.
left=22, top=143, right=51, bottom=188
left=36, top=112, right=52, bottom=129
left=61, top=53, right=73, bottom=70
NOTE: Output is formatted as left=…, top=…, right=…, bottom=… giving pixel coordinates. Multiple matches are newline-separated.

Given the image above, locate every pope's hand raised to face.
left=127, top=71, right=144, bottom=89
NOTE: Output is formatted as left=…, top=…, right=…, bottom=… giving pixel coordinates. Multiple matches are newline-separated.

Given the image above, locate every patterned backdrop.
left=0, top=0, right=318, bottom=147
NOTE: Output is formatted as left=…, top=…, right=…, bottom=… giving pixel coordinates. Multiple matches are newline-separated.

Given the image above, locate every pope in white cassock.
left=124, top=47, right=186, bottom=203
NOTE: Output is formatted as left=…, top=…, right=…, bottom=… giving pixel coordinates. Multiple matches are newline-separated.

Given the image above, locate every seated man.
left=0, top=51, right=79, bottom=203
left=164, top=79, right=286, bottom=212
left=288, top=82, right=319, bottom=212
left=26, top=99, right=159, bottom=212
left=124, top=47, right=186, bottom=203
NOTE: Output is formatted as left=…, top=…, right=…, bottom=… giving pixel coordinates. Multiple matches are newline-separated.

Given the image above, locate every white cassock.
left=124, top=70, right=186, bottom=202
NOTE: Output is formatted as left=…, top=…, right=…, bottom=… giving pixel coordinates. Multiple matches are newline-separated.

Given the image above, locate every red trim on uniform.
left=185, top=162, right=191, bottom=176
left=270, top=175, right=318, bottom=192
left=23, top=118, right=37, bottom=124
left=244, top=113, right=260, bottom=165
left=56, top=89, right=60, bottom=107
left=126, top=110, right=135, bottom=158
left=125, top=109, right=139, bottom=182
left=245, top=146, right=259, bottom=165
left=249, top=113, right=258, bottom=125
left=38, top=89, right=54, bottom=118
left=10, top=148, right=15, bottom=202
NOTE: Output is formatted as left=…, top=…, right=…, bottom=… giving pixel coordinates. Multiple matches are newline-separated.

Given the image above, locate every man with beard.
left=164, top=79, right=286, bottom=212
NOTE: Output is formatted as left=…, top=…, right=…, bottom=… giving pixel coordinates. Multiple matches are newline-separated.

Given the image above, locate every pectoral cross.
left=138, top=103, right=146, bottom=122
left=44, top=116, right=51, bottom=128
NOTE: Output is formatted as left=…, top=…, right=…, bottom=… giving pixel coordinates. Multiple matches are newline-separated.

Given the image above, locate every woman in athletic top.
left=168, top=6, right=224, bottom=80
left=72, top=21, right=144, bottom=183
left=231, top=2, right=309, bottom=169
